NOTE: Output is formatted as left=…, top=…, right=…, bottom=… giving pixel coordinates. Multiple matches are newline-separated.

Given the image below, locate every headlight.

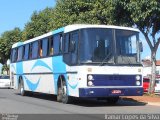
left=136, top=81, right=141, bottom=86
left=88, top=81, right=93, bottom=86
left=136, top=75, right=140, bottom=80
left=88, top=75, right=93, bottom=80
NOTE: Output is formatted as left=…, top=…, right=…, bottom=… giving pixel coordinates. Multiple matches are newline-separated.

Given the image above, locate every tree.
left=52, top=0, right=109, bottom=29
left=1, top=64, right=9, bottom=75
left=0, top=28, right=22, bottom=64
left=22, top=0, right=111, bottom=39
left=106, top=0, right=160, bottom=94
left=22, top=7, right=54, bottom=40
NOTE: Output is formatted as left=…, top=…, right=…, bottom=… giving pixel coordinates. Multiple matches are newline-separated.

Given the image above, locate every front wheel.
left=57, top=80, right=72, bottom=104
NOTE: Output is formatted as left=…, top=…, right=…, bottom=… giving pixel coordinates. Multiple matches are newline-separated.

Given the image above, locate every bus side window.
left=60, top=34, right=63, bottom=53
left=70, top=31, right=78, bottom=64
left=11, top=49, right=14, bottom=62
left=64, top=33, right=69, bottom=53
left=23, top=44, right=29, bottom=60
left=29, top=43, right=32, bottom=59
left=53, top=34, right=62, bottom=55
left=39, top=40, right=43, bottom=57
left=42, top=38, right=48, bottom=57
left=49, top=36, right=54, bottom=56
left=17, top=46, right=23, bottom=61
left=32, top=41, right=38, bottom=59
left=11, top=48, right=17, bottom=62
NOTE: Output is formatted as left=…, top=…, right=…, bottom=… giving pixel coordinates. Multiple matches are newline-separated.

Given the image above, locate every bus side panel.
left=10, top=62, right=23, bottom=89
left=22, top=58, right=55, bottom=94
left=52, top=56, right=80, bottom=97
left=52, top=56, right=67, bottom=95
left=65, top=66, right=79, bottom=97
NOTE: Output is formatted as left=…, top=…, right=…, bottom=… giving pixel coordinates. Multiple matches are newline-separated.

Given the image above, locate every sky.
left=0, top=0, right=56, bottom=71
left=0, top=0, right=159, bottom=61
left=140, top=33, right=160, bottom=60
left=0, top=0, right=56, bottom=35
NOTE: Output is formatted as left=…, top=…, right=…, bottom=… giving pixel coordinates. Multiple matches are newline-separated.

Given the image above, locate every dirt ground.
left=121, top=93, right=160, bottom=103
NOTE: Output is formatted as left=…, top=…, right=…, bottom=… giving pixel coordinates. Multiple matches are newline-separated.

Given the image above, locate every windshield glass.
left=79, top=28, right=113, bottom=63
left=78, top=28, right=140, bottom=65
left=115, top=29, right=139, bottom=64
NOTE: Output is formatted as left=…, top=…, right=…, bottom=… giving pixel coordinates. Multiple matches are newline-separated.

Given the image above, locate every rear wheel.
left=19, top=80, right=27, bottom=96
left=57, top=80, right=72, bottom=104
left=57, top=87, right=63, bottom=102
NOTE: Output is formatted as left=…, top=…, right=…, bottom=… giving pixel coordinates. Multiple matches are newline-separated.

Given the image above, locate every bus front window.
left=79, top=28, right=141, bottom=65
left=79, top=28, right=114, bottom=64
left=115, top=30, right=140, bottom=64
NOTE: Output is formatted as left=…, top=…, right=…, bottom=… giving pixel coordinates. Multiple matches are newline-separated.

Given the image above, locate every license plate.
left=112, top=90, right=122, bottom=94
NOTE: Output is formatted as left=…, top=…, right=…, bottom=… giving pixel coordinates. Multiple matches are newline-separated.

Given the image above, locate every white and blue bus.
left=10, top=24, right=143, bottom=104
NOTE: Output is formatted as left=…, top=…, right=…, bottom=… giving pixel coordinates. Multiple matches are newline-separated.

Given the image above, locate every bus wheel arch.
left=18, top=76, right=23, bottom=88
left=57, top=75, right=71, bottom=104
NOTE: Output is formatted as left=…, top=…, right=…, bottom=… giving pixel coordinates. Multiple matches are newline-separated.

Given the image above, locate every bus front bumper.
left=79, top=87, right=143, bottom=97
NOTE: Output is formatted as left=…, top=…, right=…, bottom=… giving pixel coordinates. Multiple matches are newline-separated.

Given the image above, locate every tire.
left=106, top=97, right=119, bottom=104
left=57, top=80, right=72, bottom=104
left=19, top=80, right=27, bottom=96
left=57, top=87, right=63, bottom=102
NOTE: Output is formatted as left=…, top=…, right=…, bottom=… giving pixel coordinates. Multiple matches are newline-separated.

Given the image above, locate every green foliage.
left=52, top=0, right=109, bottom=29
left=0, top=28, right=22, bottom=64
left=106, top=0, right=160, bottom=94
left=107, top=0, right=160, bottom=50
left=1, top=64, right=9, bottom=75
left=22, top=7, right=54, bottom=40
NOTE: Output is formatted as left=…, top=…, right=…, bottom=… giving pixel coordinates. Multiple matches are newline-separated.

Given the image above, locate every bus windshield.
left=115, top=29, right=139, bottom=64
left=79, top=28, right=113, bottom=64
left=79, top=28, right=140, bottom=65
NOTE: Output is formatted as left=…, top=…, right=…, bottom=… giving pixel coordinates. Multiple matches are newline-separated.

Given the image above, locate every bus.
left=10, top=24, right=143, bottom=104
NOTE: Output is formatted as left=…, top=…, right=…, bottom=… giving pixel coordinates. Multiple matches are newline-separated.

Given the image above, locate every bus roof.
left=12, top=32, right=53, bottom=48
left=12, top=27, right=64, bottom=48
left=12, top=24, right=139, bottom=48
left=64, top=24, right=139, bottom=33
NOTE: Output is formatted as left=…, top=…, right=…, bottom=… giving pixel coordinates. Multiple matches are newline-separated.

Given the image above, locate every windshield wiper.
left=99, top=53, right=112, bottom=66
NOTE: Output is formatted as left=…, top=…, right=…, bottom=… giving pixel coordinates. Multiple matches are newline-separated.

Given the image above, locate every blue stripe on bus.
left=52, top=27, right=64, bottom=34
left=24, top=76, right=41, bottom=91
left=15, top=42, right=24, bottom=86
left=67, top=82, right=78, bottom=89
left=31, top=60, right=52, bottom=72
left=16, top=62, right=23, bottom=87
left=52, top=56, right=68, bottom=95
left=22, top=60, right=53, bottom=92
left=17, top=42, right=23, bottom=46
